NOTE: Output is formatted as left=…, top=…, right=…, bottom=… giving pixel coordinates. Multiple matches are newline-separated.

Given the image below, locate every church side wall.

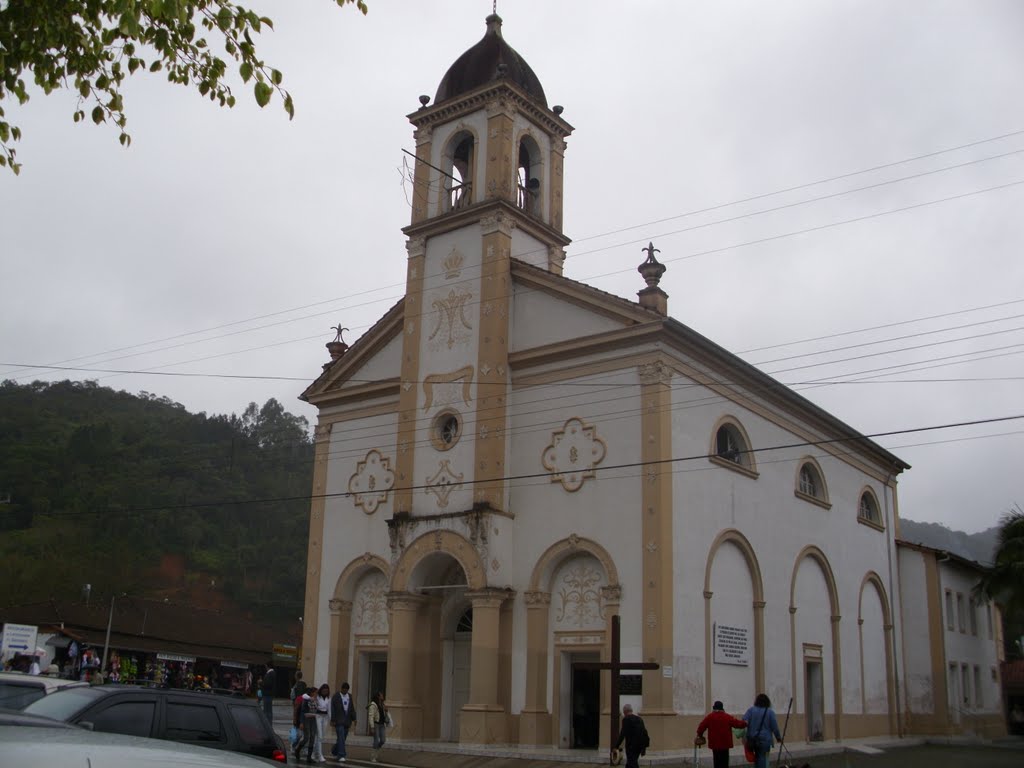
left=669, top=368, right=900, bottom=741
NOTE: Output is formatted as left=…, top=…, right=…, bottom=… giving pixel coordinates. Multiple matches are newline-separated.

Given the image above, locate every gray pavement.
left=266, top=700, right=1024, bottom=768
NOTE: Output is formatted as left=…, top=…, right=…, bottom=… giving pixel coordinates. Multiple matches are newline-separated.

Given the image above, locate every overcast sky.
left=2, top=1, right=1022, bottom=534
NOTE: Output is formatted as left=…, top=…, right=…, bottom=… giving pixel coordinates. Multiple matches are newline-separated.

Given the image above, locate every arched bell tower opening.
left=442, top=130, right=475, bottom=213
left=516, top=134, right=543, bottom=218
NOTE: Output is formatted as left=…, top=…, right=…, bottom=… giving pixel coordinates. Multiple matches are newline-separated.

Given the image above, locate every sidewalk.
left=265, top=701, right=1019, bottom=768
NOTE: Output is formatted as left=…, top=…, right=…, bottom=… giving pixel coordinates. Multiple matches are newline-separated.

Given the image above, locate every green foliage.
left=975, top=503, right=1024, bottom=657
left=0, top=0, right=369, bottom=173
left=0, top=379, right=314, bottom=622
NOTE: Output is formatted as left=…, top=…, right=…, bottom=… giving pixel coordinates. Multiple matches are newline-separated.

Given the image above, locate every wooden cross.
left=573, top=614, right=659, bottom=762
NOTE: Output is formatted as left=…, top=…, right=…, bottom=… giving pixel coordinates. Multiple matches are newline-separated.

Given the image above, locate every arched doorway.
left=403, top=550, right=471, bottom=742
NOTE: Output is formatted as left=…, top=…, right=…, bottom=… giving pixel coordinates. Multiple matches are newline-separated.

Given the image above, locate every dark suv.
left=24, top=686, right=286, bottom=763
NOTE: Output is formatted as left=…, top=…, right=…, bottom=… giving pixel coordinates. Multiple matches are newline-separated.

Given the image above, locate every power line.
left=7, top=128, right=1023, bottom=381
left=11, top=413, right=1022, bottom=519
left=13, top=173, right=1023, bottom=390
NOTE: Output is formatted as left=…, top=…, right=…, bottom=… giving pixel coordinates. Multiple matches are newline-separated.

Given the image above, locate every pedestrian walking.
left=330, top=682, right=357, bottom=762
left=613, top=703, right=650, bottom=768
left=293, top=693, right=314, bottom=762
left=742, top=694, right=783, bottom=768
left=261, top=663, right=277, bottom=721
left=311, top=684, right=331, bottom=764
left=696, top=700, right=747, bottom=768
left=368, top=691, right=389, bottom=763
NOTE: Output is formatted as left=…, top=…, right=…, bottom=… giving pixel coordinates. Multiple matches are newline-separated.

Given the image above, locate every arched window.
left=516, top=135, right=542, bottom=216
left=795, top=459, right=831, bottom=509
left=709, top=418, right=758, bottom=477
left=442, top=131, right=474, bottom=212
left=858, top=489, right=883, bottom=529
left=799, top=465, right=818, bottom=496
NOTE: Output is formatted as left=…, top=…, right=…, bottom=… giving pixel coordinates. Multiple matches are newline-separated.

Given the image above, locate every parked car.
left=0, top=721, right=284, bottom=767
left=0, top=670, right=88, bottom=710
left=24, top=685, right=287, bottom=763
left=0, top=706, right=78, bottom=728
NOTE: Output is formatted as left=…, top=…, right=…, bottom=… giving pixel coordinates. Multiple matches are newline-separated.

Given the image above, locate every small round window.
left=432, top=410, right=462, bottom=451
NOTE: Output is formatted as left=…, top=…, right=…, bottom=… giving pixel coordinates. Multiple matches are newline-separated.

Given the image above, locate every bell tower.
left=391, top=13, right=573, bottom=520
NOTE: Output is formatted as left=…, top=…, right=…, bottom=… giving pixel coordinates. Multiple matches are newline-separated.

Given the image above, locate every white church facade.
left=299, top=14, right=1001, bottom=751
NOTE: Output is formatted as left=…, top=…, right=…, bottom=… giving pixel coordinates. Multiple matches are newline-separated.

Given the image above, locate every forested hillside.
left=0, top=380, right=312, bottom=624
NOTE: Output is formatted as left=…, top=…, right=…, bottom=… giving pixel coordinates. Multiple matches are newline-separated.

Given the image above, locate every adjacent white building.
left=298, top=13, right=1004, bottom=751
left=898, top=542, right=1005, bottom=737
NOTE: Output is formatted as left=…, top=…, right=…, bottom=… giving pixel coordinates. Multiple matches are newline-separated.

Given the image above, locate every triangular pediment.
left=509, top=259, right=657, bottom=352
left=301, top=299, right=404, bottom=405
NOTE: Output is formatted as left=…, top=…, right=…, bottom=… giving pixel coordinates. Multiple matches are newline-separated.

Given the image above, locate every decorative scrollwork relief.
left=422, top=366, right=474, bottom=412
left=638, top=360, right=672, bottom=385
left=425, top=459, right=464, bottom=508
left=554, top=556, right=606, bottom=629
left=348, top=450, right=395, bottom=515
left=428, top=288, right=473, bottom=350
left=542, top=417, right=608, bottom=492
left=353, top=573, right=389, bottom=634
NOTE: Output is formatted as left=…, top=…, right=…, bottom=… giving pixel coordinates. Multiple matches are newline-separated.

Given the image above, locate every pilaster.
left=599, top=584, right=622, bottom=751
left=520, top=590, right=552, bottom=745
left=461, top=588, right=513, bottom=744
left=484, top=100, right=515, bottom=204
left=395, top=237, right=426, bottom=515
left=386, top=591, right=426, bottom=739
left=638, top=360, right=676, bottom=746
left=328, top=599, right=353, bottom=693
left=301, top=422, right=332, bottom=677
left=474, top=212, right=514, bottom=511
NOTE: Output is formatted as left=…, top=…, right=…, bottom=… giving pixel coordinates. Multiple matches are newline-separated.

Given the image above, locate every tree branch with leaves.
left=0, top=0, right=367, bottom=174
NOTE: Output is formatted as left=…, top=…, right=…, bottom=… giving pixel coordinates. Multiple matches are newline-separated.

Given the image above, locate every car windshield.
left=23, top=686, right=109, bottom=720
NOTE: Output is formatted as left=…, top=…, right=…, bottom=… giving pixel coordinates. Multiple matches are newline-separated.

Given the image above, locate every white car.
left=0, top=722, right=282, bottom=767
left=0, top=670, right=88, bottom=710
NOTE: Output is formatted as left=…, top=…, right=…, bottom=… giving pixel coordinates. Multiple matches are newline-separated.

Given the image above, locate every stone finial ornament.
left=326, top=325, right=350, bottom=364
left=637, top=242, right=669, bottom=315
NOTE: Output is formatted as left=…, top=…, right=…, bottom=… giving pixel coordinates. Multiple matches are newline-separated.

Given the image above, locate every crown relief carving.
left=542, top=418, right=608, bottom=492
left=443, top=247, right=464, bottom=279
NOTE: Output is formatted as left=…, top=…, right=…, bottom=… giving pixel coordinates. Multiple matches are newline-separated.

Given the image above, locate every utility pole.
left=100, top=595, right=114, bottom=678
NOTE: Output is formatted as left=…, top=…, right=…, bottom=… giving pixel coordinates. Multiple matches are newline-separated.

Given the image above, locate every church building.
left=300, top=13, right=933, bottom=752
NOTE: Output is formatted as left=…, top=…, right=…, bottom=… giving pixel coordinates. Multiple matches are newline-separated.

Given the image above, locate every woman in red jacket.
left=696, top=700, right=748, bottom=768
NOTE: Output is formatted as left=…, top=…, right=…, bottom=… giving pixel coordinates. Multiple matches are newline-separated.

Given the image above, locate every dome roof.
left=434, top=14, right=547, bottom=107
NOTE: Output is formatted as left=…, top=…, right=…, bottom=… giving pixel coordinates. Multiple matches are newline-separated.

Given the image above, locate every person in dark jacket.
left=696, top=700, right=747, bottom=768
left=743, top=693, right=783, bottom=768
left=613, top=703, right=648, bottom=768
left=261, top=664, right=276, bottom=721
left=330, top=682, right=357, bottom=761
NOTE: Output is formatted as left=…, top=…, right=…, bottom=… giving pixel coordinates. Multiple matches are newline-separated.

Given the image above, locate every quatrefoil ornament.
left=542, top=417, right=607, bottom=492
